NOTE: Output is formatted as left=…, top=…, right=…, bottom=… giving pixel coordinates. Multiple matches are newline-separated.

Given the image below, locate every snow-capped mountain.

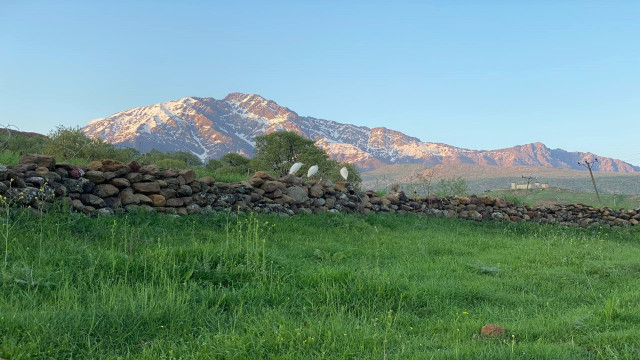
left=83, top=93, right=639, bottom=173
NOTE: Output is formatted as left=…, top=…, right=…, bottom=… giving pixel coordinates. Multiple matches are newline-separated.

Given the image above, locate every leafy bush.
left=0, top=128, right=46, bottom=155
left=436, top=177, right=468, bottom=197
left=43, top=125, right=124, bottom=162
left=252, top=131, right=361, bottom=185
left=156, top=158, right=190, bottom=170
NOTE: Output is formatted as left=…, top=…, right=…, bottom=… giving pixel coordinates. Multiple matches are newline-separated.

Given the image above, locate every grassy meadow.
left=1, top=206, right=640, bottom=359
left=486, top=188, right=640, bottom=210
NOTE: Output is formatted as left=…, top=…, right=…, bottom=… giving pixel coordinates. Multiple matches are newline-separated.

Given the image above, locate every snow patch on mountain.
left=82, top=93, right=640, bottom=173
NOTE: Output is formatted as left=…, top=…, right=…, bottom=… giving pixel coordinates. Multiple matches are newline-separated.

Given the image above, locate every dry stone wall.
left=2, top=154, right=639, bottom=228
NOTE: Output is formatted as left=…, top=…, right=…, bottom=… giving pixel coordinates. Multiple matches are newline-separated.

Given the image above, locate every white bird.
left=340, top=166, right=349, bottom=181
left=289, top=162, right=304, bottom=175
left=307, top=165, right=319, bottom=178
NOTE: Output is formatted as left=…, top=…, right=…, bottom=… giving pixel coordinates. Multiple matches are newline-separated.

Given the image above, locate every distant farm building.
left=510, top=182, right=549, bottom=190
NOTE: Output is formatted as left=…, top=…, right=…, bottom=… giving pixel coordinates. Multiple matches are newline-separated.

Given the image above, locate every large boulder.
left=102, top=159, right=127, bottom=172
left=132, top=181, right=161, bottom=193
left=119, top=189, right=139, bottom=205
left=79, top=194, right=106, bottom=208
left=179, top=169, right=196, bottom=184
left=84, top=170, right=106, bottom=184
left=262, top=181, right=286, bottom=193
left=149, top=194, right=166, bottom=207
left=286, top=186, right=309, bottom=204
left=110, top=178, right=130, bottom=188
left=94, top=184, right=119, bottom=198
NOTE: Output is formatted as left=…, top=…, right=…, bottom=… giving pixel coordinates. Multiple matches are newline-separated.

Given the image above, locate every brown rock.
left=110, top=178, right=130, bottom=188
left=160, top=169, right=179, bottom=178
left=179, top=169, right=196, bottom=183
left=127, top=161, right=141, bottom=172
left=140, top=164, right=160, bottom=175
left=190, top=180, right=201, bottom=193
left=309, top=184, right=324, bottom=198
left=262, top=180, right=285, bottom=193
left=248, top=176, right=265, bottom=187
left=35, top=166, right=49, bottom=176
left=386, top=193, right=400, bottom=205
left=160, top=188, right=177, bottom=200
left=455, top=195, right=471, bottom=205
left=79, top=194, right=106, bottom=208
left=252, top=171, right=274, bottom=180
left=85, top=170, right=106, bottom=184
left=165, top=198, right=184, bottom=207
left=94, top=184, right=119, bottom=197
left=481, top=324, right=506, bottom=338
left=198, top=176, right=215, bottom=185
left=334, top=182, right=348, bottom=193
left=286, top=186, right=309, bottom=204
left=119, top=189, right=139, bottom=205
left=630, top=218, right=639, bottom=226
left=87, top=160, right=103, bottom=170
left=19, top=154, right=56, bottom=170
left=135, top=193, right=153, bottom=205
left=149, top=194, right=166, bottom=207
left=132, top=181, right=160, bottom=193
left=282, top=194, right=294, bottom=204
left=126, top=172, right=143, bottom=183
left=71, top=199, right=84, bottom=211
left=325, top=197, right=335, bottom=208
left=101, top=159, right=126, bottom=172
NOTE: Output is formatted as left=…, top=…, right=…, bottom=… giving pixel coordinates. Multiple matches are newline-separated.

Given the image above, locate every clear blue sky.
left=1, top=1, right=639, bottom=165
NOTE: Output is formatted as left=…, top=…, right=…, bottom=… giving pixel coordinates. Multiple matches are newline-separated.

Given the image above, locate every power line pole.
left=521, top=175, right=536, bottom=190
left=578, top=158, right=601, bottom=205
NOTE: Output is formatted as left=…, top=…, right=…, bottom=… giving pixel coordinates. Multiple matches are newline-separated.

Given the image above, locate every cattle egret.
left=307, top=165, right=319, bottom=178
left=289, top=162, right=303, bottom=175
left=340, top=167, right=349, bottom=181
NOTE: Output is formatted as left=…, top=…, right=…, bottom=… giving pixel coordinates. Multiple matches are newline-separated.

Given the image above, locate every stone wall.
left=2, top=154, right=639, bottom=228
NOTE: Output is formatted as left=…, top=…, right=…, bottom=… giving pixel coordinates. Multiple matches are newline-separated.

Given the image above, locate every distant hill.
left=83, top=93, right=639, bottom=172
left=361, top=163, right=640, bottom=195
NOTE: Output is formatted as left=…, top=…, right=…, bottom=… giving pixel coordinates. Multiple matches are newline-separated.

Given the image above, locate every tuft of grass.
left=0, top=150, right=20, bottom=166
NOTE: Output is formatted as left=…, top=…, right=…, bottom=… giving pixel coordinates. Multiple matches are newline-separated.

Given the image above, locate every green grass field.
left=1, top=208, right=640, bottom=359
left=486, top=188, right=640, bottom=210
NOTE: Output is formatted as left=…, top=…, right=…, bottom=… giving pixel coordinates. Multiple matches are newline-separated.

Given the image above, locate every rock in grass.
left=481, top=324, right=506, bottom=338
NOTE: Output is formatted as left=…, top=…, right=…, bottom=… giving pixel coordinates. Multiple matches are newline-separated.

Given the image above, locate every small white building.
left=510, top=182, right=549, bottom=190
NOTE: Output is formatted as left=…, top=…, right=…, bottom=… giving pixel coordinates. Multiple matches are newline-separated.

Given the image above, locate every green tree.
left=252, top=131, right=361, bottom=185
left=252, top=131, right=331, bottom=177
left=169, top=151, right=203, bottom=166
left=156, top=158, right=190, bottom=170
left=44, top=125, right=118, bottom=161
left=219, top=152, right=250, bottom=168
left=137, top=149, right=167, bottom=165
left=0, top=128, right=47, bottom=155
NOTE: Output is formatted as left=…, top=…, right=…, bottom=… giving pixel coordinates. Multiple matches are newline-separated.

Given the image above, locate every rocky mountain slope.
left=83, top=93, right=639, bottom=173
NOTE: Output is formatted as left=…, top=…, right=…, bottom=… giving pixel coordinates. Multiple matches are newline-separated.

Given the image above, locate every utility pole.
left=578, top=158, right=601, bottom=205
left=521, top=175, right=535, bottom=190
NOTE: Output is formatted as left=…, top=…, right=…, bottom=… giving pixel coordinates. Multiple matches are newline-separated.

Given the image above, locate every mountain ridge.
left=82, top=93, right=639, bottom=173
